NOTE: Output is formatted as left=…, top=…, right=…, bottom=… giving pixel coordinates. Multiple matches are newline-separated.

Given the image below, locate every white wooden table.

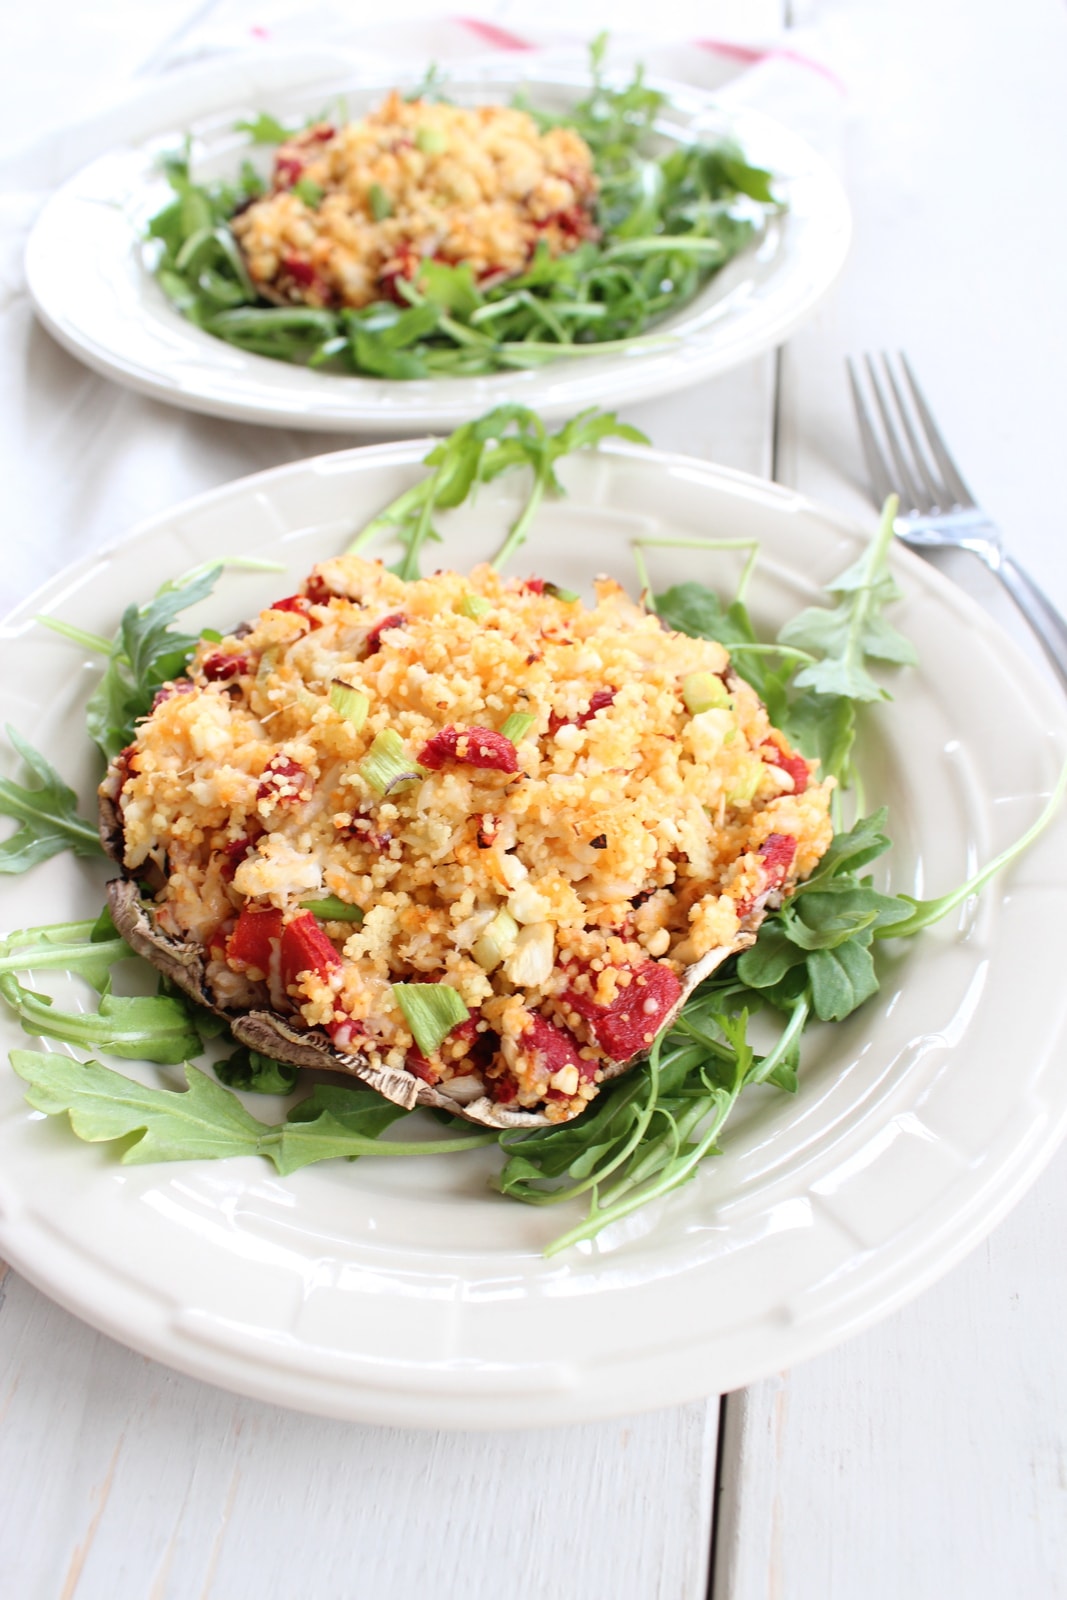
left=3, top=1, right=1066, bottom=1595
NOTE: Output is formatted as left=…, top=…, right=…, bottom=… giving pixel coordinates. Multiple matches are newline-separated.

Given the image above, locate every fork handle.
left=984, top=551, right=1067, bottom=695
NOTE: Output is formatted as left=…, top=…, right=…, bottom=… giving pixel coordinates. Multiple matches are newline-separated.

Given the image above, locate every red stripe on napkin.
left=454, top=17, right=533, bottom=50
left=695, top=38, right=846, bottom=94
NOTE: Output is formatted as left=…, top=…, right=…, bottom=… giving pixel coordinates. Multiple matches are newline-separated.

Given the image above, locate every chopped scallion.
left=330, top=680, right=369, bottom=730
left=300, top=895, right=364, bottom=923
left=358, top=729, right=423, bottom=796
left=682, top=671, right=731, bottom=713
left=458, top=593, right=492, bottom=621
left=500, top=712, right=535, bottom=743
left=392, top=982, right=469, bottom=1055
left=472, top=907, right=519, bottom=973
left=256, top=647, right=278, bottom=682
left=293, top=178, right=324, bottom=207
left=415, top=127, right=447, bottom=154
left=368, top=183, right=392, bottom=220
left=544, top=583, right=579, bottom=603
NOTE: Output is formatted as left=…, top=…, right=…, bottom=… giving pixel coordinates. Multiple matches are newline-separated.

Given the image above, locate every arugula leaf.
left=348, top=405, right=647, bottom=579
left=235, top=112, right=297, bottom=144
left=10, top=1053, right=496, bottom=1173
left=0, top=971, right=202, bottom=1063
left=0, top=916, right=130, bottom=992
left=0, top=728, right=105, bottom=873
left=214, top=1047, right=300, bottom=1095
left=779, top=496, right=917, bottom=701
left=86, top=565, right=221, bottom=762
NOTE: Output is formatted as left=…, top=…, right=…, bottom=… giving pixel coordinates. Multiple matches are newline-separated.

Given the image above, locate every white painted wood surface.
left=2, top=0, right=1067, bottom=1595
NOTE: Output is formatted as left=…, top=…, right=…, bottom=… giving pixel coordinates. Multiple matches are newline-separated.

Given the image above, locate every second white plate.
left=24, top=52, right=851, bottom=432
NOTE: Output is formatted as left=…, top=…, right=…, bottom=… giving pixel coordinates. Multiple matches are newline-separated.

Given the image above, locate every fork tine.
left=882, top=357, right=944, bottom=509
left=899, top=353, right=974, bottom=509
left=863, top=354, right=930, bottom=513
left=846, top=358, right=896, bottom=507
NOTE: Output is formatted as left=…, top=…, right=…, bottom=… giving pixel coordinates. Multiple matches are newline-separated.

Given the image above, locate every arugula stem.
left=35, top=617, right=113, bottom=655
left=750, top=994, right=810, bottom=1085
left=875, top=755, right=1067, bottom=939
left=489, top=466, right=548, bottom=569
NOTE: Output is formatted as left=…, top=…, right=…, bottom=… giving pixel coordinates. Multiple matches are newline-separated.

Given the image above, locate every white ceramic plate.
left=24, top=53, right=851, bottom=432
left=2, top=442, right=1066, bottom=1429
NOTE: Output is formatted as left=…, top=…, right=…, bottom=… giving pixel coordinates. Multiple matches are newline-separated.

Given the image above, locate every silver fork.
left=848, top=352, right=1067, bottom=694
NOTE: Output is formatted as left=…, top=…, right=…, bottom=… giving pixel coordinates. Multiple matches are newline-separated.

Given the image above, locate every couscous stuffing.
left=231, top=94, right=599, bottom=310
left=102, top=558, right=834, bottom=1123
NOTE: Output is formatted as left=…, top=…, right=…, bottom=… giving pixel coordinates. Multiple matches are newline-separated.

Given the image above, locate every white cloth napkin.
left=0, top=10, right=845, bottom=616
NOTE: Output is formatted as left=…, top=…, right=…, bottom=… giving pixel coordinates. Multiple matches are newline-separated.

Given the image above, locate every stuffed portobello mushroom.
left=99, top=556, right=833, bottom=1129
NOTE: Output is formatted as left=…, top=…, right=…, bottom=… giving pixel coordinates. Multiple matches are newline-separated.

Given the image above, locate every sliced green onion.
left=500, top=712, right=535, bottom=743
left=458, top=593, right=492, bottom=620
left=392, top=982, right=470, bottom=1055
left=726, top=756, right=763, bottom=806
left=544, top=583, right=579, bottom=603
left=300, top=895, right=364, bottom=923
left=472, top=908, right=519, bottom=973
left=682, top=671, right=731, bottom=713
left=200, top=628, right=223, bottom=643
left=358, top=729, right=423, bottom=796
left=256, top=647, right=278, bottom=682
left=330, top=680, right=369, bottom=730
left=293, top=177, right=324, bottom=207
left=368, top=183, right=392, bottom=220
left=415, top=126, right=447, bottom=154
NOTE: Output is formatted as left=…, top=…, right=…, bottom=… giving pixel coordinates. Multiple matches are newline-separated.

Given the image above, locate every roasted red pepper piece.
left=151, top=679, right=195, bottom=709
left=759, top=833, right=797, bottom=890
left=405, top=1016, right=479, bottom=1083
left=303, top=573, right=336, bottom=604
left=269, top=594, right=323, bottom=629
left=364, top=612, right=407, bottom=655
left=523, top=1014, right=592, bottom=1097
left=418, top=725, right=519, bottom=774
left=378, top=247, right=421, bottom=303
left=201, top=651, right=250, bottom=682
left=280, top=912, right=341, bottom=989
left=226, top=906, right=283, bottom=974
left=565, top=962, right=682, bottom=1062
left=548, top=687, right=616, bottom=736
left=218, top=834, right=254, bottom=882
left=761, top=742, right=809, bottom=795
left=274, top=154, right=304, bottom=187
left=257, top=755, right=308, bottom=805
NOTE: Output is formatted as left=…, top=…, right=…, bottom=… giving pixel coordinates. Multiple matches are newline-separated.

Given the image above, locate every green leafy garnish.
left=348, top=405, right=646, bottom=579
left=392, top=983, right=470, bottom=1056
left=0, top=728, right=105, bottom=873
left=778, top=496, right=917, bottom=701
left=11, top=1053, right=494, bottom=1174
left=214, top=1046, right=300, bottom=1095
left=147, top=42, right=780, bottom=380
left=234, top=112, right=298, bottom=145
left=86, top=565, right=221, bottom=762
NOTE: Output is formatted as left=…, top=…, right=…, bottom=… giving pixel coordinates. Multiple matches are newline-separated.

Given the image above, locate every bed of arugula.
left=2, top=404, right=1063, bottom=1255
left=147, top=38, right=778, bottom=380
